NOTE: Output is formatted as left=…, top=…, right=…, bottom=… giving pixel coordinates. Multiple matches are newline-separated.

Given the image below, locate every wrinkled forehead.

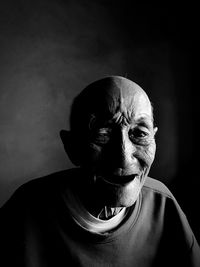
left=104, top=77, right=151, bottom=118
left=70, top=76, right=153, bottom=129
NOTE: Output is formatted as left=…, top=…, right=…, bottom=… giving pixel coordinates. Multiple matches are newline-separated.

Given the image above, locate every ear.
left=60, top=130, right=81, bottom=166
left=153, top=127, right=158, bottom=136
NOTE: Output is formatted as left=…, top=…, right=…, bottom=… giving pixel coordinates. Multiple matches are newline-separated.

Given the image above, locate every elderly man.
left=0, top=76, right=200, bottom=267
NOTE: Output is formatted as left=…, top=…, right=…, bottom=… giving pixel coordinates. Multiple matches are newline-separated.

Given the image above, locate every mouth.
left=98, top=174, right=139, bottom=186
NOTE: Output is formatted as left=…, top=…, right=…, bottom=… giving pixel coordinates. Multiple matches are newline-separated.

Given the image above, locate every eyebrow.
left=89, top=114, right=154, bottom=130
left=134, top=116, right=153, bottom=129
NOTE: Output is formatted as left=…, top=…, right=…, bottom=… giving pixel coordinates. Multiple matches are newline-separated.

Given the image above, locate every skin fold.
left=61, top=76, right=158, bottom=217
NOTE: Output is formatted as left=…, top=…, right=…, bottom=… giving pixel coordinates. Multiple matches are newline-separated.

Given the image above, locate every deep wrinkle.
left=106, top=85, right=153, bottom=129
left=110, top=87, right=135, bottom=126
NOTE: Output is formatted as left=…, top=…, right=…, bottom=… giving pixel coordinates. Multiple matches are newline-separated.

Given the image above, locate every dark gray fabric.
left=0, top=169, right=200, bottom=267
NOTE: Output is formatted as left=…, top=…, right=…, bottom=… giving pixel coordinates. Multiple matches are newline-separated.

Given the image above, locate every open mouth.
left=99, top=174, right=139, bottom=186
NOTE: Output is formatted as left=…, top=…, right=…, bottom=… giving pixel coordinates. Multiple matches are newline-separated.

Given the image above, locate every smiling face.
left=69, top=76, right=157, bottom=208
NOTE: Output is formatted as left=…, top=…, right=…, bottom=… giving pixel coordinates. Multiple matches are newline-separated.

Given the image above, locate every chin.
left=112, top=179, right=143, bottom=207
left=96, top=175, right=145, bottom=208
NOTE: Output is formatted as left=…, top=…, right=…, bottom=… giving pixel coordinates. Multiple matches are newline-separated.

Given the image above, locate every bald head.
left=70, top=76, right=153, bottom=132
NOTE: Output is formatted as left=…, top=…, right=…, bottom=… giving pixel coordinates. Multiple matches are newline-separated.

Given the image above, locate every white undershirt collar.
left=64, top=188, right=127, bottom=234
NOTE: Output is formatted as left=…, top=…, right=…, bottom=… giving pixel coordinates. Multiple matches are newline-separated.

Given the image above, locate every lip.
left=99, top=174, right=139, bottom=186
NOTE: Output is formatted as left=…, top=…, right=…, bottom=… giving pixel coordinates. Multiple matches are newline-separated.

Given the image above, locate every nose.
left=111, top=128, right=137, bottom=172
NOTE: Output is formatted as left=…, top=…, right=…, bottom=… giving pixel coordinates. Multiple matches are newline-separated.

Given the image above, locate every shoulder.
left=143, top=176, right=174, bottom=199
left=1, top=168, right=79, bottom=210
left=141, top=178, right=200, bottom=264
left=141, top=177, right=185, bottom=223
left=142, top=177, right=186, bottom=218
left=142, top=177, right=193, bottom=241
left=142, top=177, right=199, bottom=254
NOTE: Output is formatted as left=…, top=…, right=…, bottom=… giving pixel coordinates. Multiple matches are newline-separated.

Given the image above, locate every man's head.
left=61, top=76, right=158, bottom=208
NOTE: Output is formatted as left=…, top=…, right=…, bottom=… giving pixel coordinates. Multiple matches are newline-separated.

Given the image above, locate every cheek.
left=146, top=141, right=156, bottom=161
left=86, top=143, right=103, bottom=163
left=136, top=141, right=156, bottom=168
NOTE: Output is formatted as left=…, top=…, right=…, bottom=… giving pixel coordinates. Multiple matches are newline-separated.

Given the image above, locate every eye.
left=91, top=128, right=111, bottom=145
left=129, top=128, right=150, bottom=143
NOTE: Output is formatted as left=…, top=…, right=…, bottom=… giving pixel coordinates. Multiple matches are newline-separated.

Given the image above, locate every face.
left=72, top=78, right=157, bottom=208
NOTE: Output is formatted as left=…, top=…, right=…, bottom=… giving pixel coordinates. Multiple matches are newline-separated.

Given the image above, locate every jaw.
left=93, top=172, right=146, bottom=208
left=78, top=167, right=149, bottom=216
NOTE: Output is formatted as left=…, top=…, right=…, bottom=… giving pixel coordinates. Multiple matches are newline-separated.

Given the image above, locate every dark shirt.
left=0, top=168, right=200, bottom=267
